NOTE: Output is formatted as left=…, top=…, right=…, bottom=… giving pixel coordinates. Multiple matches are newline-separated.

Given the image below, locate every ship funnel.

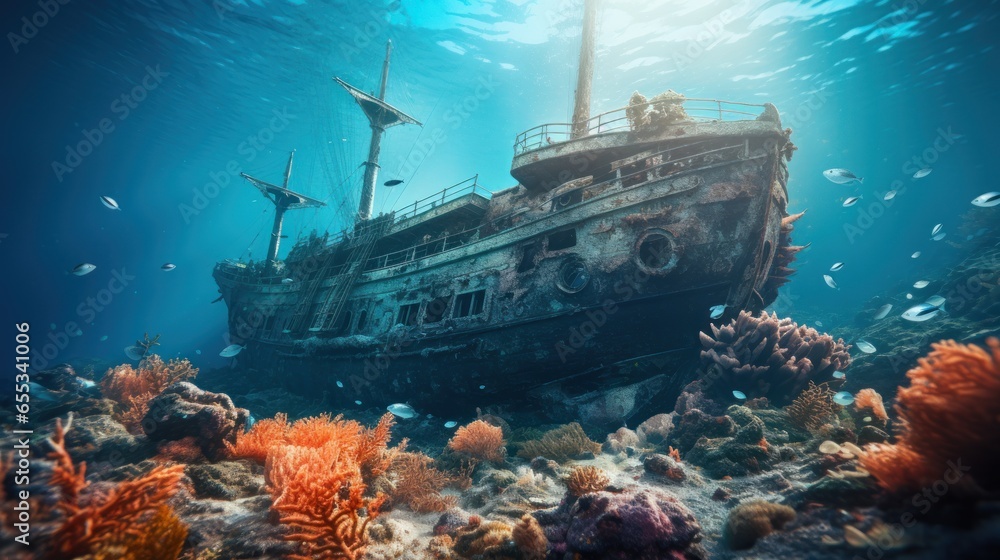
left=335, top=41, right=422, bottom=222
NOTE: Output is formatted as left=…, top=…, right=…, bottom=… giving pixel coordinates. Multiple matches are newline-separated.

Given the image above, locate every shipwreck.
left=213, top=0, right=798, bottom=425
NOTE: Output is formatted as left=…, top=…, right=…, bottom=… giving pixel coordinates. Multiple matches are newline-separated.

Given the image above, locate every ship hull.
left=214, top=120, right=792, bottom=424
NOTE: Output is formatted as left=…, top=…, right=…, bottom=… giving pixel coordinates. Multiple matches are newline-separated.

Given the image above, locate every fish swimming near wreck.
left=823, top=168, right=863, bottom=184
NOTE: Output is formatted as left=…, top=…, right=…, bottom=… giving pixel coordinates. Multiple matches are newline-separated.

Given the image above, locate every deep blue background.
left=2, top=0, right=998, bottom=375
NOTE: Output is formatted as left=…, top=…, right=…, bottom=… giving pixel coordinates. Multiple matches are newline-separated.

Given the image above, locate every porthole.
left=557, top=257, right=590, bottom=294
left=635, top=229, right=679, bottom=274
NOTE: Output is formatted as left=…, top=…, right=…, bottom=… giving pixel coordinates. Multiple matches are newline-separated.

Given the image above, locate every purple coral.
left=561, top=489, right=705, bottom=559
left=699, top=311, right=850, bottom=404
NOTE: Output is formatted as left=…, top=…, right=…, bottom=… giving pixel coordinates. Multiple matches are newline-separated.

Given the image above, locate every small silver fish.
left=99, top=335, right=108, bottom=341
left=387, top=403, right=418, bottom=419
left=709, top=304, right=726, bottom=319
left=336, top=380, right=344, bottom=388
left=912, top=168, right=932, bottom=179
left=925, top=295, right=946, bottom=307
left=883, top=190, right=897, bottom=201
left=824, top=169, right=863, bottom=184
left=815, top=320, right=824, bottom=327
left=931, top=223, right=943, bottom=236
left=901, top=302, right=943, bottom=322
left=911, top=251, right=921, bottom=258
left=971, top=192, right=1000, bottom=207
left=444, top=421, right=458, bottom=428
left=823, top=274, right=838, bottom=289
left=219, top=344, right=244, bottom=357
left=71, top=263, right=97, bottom=276
left=100, top=196, right=121, bottom=210
left=832, top=371, right=846, bottom=379
left=355, top=400, right=363, bottom=405
left=873, top=303, right=893, bottom=320
left=830, top=262, right=844, bottom=272
left=906, top=293, right=913, bottom=299
left=842, top=196, right=862, bottom=207
left=124, top=345, right=145, bottom=360
left=832, top=391, right=855, bottom=406
left=932, top=232, right=946, bottom=241
left=913, top=280, right=930, bottom=289
left=281, top=278, right=295, bottom=284
left=855, top=339, right=877, bottom=353
left=161, top=263, right=176, bottom=271
left=479, top=385, right=486, bottom=390
left=732, top=390, right=747, bottom=400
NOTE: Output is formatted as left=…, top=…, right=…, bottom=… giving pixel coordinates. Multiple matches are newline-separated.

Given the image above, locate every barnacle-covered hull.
left=214, top=110, right=794, bottom=423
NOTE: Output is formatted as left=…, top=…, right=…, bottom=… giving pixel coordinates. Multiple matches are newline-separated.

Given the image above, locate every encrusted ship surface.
left=213, top=22, right=796, bottom=422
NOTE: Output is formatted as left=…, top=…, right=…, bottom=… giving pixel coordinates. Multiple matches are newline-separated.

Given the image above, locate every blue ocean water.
left=2, top=0, right=998, bottom=374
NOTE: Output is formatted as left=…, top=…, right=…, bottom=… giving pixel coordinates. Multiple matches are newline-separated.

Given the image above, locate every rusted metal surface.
left=214, top=106, right=793, bottom=426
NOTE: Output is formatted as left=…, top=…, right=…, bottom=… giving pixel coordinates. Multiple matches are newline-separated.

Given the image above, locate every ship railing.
left=513, top=98, right=767, bottom=155
left=392, top=175, right=492, bottom=223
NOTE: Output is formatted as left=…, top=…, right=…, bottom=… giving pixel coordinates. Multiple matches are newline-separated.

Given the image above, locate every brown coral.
left=45, top=415, right=186, bottom=559
left=390, top=452, right=457, bottom=513
left=448, top=420, right=506, bottom=463
left=565, top=466, right=610, bottom=497
left=860, top=338, right=1000, bottom=493
left=265, top=413, right=403, bottom=559
left=854, top=388, right=889, bottom=422
left=516, top=423, right=601, bottom=463
left=724, top=500, right=796, bottom=550
left=88, top=505, right=188, bottom=560
left=512, top=514, right=547, bottom=560
left=786, top=382, right=837, bottom=431
left=452, top=518, right=514, bottom=558
left=100, top=355, right=197, bottom=432
left=700, top=311, right=851, bottom=405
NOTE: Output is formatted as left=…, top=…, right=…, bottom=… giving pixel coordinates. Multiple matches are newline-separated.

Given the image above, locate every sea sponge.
left=860, top=338, right=1000, bottom=493
left=516, top=423, right=601, bottom=463
left=565, top=466, right=610, bottom=497
left=512, top=514, right=547, bottom=560
left=700, top=311, right=850, bottom=405
left=854, top=388, right=889, bottom=422
left=785, top=382, right=837, bottom=431
left=723, top=500, right=796, bottom=550
left=448, top=420, right=506, bottom=463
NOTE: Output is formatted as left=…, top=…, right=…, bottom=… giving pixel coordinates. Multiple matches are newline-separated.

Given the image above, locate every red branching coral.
left=45, top=415, right=186, bottom=559
left=760, top=211, right=808, bottom=305
left=100, top=355, right=198, bottom=432
left=448, top=420, right=506, bottom=463
left=854, top=388, right=889, bottom=422
left=861, top=338, right=1000, bottom=493
left=700, top=311, right=851, bottom=404
left=226, top=412, right=290, bottom=462
left=265, top=413, right=403, bottom=559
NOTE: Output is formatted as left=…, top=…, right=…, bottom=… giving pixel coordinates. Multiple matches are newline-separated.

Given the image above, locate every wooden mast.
left=571, top=0, right=598, bottom=139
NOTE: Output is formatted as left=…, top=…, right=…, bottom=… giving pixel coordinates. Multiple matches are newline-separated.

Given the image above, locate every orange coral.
left=156, top=437, right=205, bottom=463
left=390, top=452, right=457, bottom=513
left=226, top=412, right=290, bottom=462
left=565, top=466, right=610, bottom=497
left=854, top=388, right=889, bottom=422
left=861, top=338, right=1000, bottom=492
left=100, top=355, right=197, bottom=432
left=265, top=413, right=402, bottom=559
left=45, top=415, right=186, bottom=559
left=448, top=420, right=506, bottom=463
left=668, top=446, right=682, bottom=462
left=512, top=514, right=547, bottom=560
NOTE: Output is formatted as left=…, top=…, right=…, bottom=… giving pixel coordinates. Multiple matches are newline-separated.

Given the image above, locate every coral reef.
left=142, top=382, right=251, bottom=461
left=451, top=516, right=518, bottom=558
left=44, top=415, right=187, bottom=559
left=685, top=408, right=784, bottom=479
left=226, top=412, right=290, bottom=462
left=785, top=382, right=837, bottom=431
left=853, top=388, right=889, bottom=423
left=699, top=311, right=851, bottom=404
left=603, top=427, right=639, bottom=454
left=448, top=420, right=507, bottom=464
left=533, top=487, right=705, bottom=559
left=265, top=412, right=401, bottom=559
left=565, top=466, right=610, bottom=497
left=87, top=505, right=189, bottom=560
left=512, top=514, right=547, bottom=560
left=389, top=452, right=458, bottom=513
left=723, top=500, right=796, bottom=550
left=861, top=338, right=1000, bottom=493
left=516, top=423, right=601, bottom=463
left=100, top=355, right=198, bottom=432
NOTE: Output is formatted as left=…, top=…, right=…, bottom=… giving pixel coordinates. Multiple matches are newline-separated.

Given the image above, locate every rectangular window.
left=454, top=290, right=486, bottom=318
left=424, top=296, right=450, bottom=323
left=547, top=228, right=577, bottom=251
left=397, top=303, right=421, bottom=326
left=517, top=241, right=539, bottom=273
